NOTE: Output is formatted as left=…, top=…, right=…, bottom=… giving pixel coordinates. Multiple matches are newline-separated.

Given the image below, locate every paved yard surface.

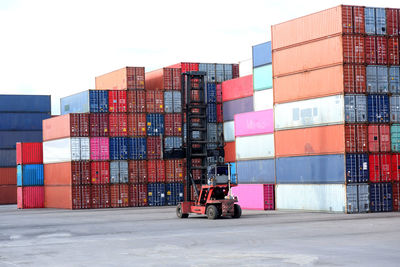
left=1, top=205, right=400, bottom=266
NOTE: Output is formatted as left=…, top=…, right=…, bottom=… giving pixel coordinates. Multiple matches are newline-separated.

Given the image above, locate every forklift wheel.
left=176, top=204, right=189, bottom=219
left=206, top=205, right=219, bottom=220
left=232, top=204, right=242, bottom=218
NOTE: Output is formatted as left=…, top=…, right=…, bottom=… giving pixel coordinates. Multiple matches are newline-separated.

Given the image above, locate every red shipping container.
left=376, top=36, right=388, bottom=65
left=17, top=186, right=44, bottom=209
left=109, top=113, right=128, bottom=137
left=216, top=104, right=223, bottom=123
left=0, top=167, right=16, bottom=185
left=368, top=125, right=390, bottom=152
left=81, top=185, right=91, bottom=209
left=365, top=36, right=377, bottom=64
left=164, top=114, right=182, bottom=136
left=224, top=142, right=236, bottom=163
left=127, top=90, right=146, bottom=113
left=0, top=185, right=16, bottom=204
left=391, top=154, right=400, bottom=182
left=89, top=113, right=109, bottom=137
left=110, top=184, right=129, bottom=208
left=369, top=154, right=391, bottom=183
left=129, top=184, right=148, bottom=207
left=91, top=184, right=110, bottom=209
left=127, top=113, right=147, bottom=136
left=343, top=65, right=366, bottom=94
left=146, top=68, right=181, bottom=90
left=388, top=37, right=400, bottom=65
left=146, top=90, right=164, bottom=113
left=91, top=161, right=110, bottom=184
left=216, top=83, right=222, bottom=103
left=222, top=75, right=253, bottom=102
left=165, top=159, right=184, bottom=183
left=16, top=142, right=43, bottom=165
left=343, top=35, right=365, bottom=64
left=147, top=137, right=162, bottom=159
left=393, top=182, right=400, bottom=211
left=386, top=8, right=400, bottom=36
left=342, top=5, right=353, bottom=34
left=72, top=161, right=91, bottom=185
left=353, top=6, right=365, bottom=34
left=108, top=90, right=127, bottom=113
left=345, top=125, right=368, bottom=153
left=128, top=160, right=147, bottom=184
left=147, top=160, right=165, bottom=183
left=232, top=64, right=239, bottom=79
left=169, top=62, right=199, bottom=73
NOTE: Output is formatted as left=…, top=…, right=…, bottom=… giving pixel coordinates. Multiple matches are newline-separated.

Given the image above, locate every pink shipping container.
left=17, top=186, right=44, bottom=209
left=234, top=109, right=274, bottom=137
left=231, top=184, right=274, bottom=210
left=90, top=137, right=110, bottom=160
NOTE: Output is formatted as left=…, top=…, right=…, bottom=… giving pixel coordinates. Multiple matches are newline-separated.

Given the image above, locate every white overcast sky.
left=1, top=0, right=399, bottom=114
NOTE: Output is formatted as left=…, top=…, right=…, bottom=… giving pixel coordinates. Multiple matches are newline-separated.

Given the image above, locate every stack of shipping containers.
left=0, top=95, right=50, bottom=205
left=16, top=143, right=44, bottom=208
left=272, top=5, right=400, bottom=212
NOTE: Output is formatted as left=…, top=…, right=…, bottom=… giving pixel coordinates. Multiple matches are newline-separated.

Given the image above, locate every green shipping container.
left=253, top=64, right=272, bottom=91
left=391, top=124, right=400, bottom=152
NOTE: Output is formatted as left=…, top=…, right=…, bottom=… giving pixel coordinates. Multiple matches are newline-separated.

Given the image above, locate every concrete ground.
left=0, top=205, right=400, bottom=266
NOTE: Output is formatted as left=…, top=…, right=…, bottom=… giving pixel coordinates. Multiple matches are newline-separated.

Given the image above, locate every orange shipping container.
left=44, top=162, right=90, bottom=186
left=43, top=114, right=89, bottom=141
left=275, top=125, right=345, bottom=157
left=95, top=66, right=145, bottom=90
left=0, top=167, right=16, bottom=185
left=0, top=185, right=17, bottom=204
left=145, top=68, right=181, bottom=90
left=224, top=142, right=236, bottom=163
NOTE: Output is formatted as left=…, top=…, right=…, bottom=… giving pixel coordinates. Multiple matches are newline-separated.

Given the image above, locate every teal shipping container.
left=391, top=124, right=400, bottom=152
left=253, top=64, right=272, bottom=91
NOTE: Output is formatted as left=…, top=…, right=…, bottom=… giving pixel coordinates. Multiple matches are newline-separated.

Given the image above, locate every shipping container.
left=369, top=154, right=391, bottom=182
left=236, top=159, right=275, bottom=184
left=229, top=162, right=237, bottom=184
left=164, top=91, right=182, bottom=113
left=89, top=113, right=109, bottom=137
left=393, top=182, right=400, bottom=211
left=89, top=137, right=109, bottom=161
left=392, top=125, right=400, bottom=152
left=44, top=161, right=90, bottom=185
left=346, top=154, right=369, bottom=183
left=95, top=66, right=145, bottom=90
left=368, top=124, right=390, bottom=152
left=145, top=68, right=181, bottom=90
left=223, top=96, right=253, bottom=122
left=16, top=142, right=43, bottom=165
left=365, top=37, right=387, bottom=64
left=389, top=67, right=400, bottom=94
left=44, top=185, right=90, bottom=209
left=91, top=161, right=110, bottom=184
left=43, top=137, right=90, bottom=163
left=128, top=137, right=147, bottom=160
left=0, top=113, right=50, bottom=131
left=386, top=8, right=400, bottom=35
left=164, top=113, right=182, bottom=136
left=60, top=90, right=108, bottom=114
left=253, top=65, right=273, bottom=91
left=17, top=186, right=44, bottom=209
left=128, top=160, right=147, bottom=184
left=234, top=109, right=273, bottom=137
left=367, top=95, right=390, bottom=123
left=147, top=183, right=166, bottom=206
left=375, top=8, right=387, bottom=35
left=232, top=184, right=274, bottom=210
left=390, top=96, right=400, bottom=123
left=236, top=134, right=274, bottom=160
left=366, top=66, right=388, bottom=93
left=254, top=89, right=273, bottom=111
left=147, top=136, right=162, bottom=160
left=109, top=137, right=128, bottom=160
left=164, top=137, right=183, bottom=158
left=110, top=184, right=129, bottom=208
left=345, top=124, right=368, bottom=153
left=17, top=164, right=44, bottom=186
left=391, top=154, right=400, bottom=181
left=275, top=95, right=344, bottom=130
left=253, top=42, right=272, bottom=68
left=370, top=183, right=393, bottom=212
left=276, top=125, right=345, bottom=157
left=345, top=95, right=367, bottom=123
left=0, top=185, right=17, bottom=204
left=168, top=62, right=199, bottom=73
left=110, top=160, right=129, bottom=184
left=0, top=149, right=16, bottom=167
left=127, top=113, right=146, bottom=137
left=0, top=132, right=42, bottom=150
left=43, top=114, right=89, bottom=141
left=207, top=83, right=217, bottom=103
left=207, top=103, right=217, bottom=123
left=239, top=58, right=252, bottom=77
left=207, top=123, right=217, bottom=149
left=224, top=142, right=235, bottom=163
left=365, top=7, right=376, bottom=34
left=216, top=104, right=223, bottom=123
left=216, top=83, right=223, bottom=103
left=0, top=167, right=16, bottom=185
left=108, top=113, right=128, bottom=137
left=108, top=90, right=127, bottom=113
left=127, top=90, right=146, bottom=113
left=346, top=184, right=370, bottom=213
left=91, top=184, right=110, bottom=208
left=166, top=183, right=184, bottom=206
left=222, top=75, right=253, bottom=102
left=276, top=154, right=345, bottom=184
left=165, top=159, right=184, bottom=183
left=146, top=114, right=164, bottom=136
left=129, top=184, right=147, bottom=207
left=388, top=37, right=400, bottom=65
left=0, top=94, right=51, bottom=112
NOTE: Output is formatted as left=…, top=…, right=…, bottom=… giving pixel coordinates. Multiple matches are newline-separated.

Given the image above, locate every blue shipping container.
left=389, top=66, right=400, bottom=94
left=375, top=8, right=386, bottom=35
left=0, top=149, right=16, bottom=167
left=128, top=137, right=147, bottom=160
left=109, top=137, right=128, bottom=160
left=229, top=163, right=237, bottom=184
left=276, top=154, right=345, bottom=184
left=346, top=154, right=369, bottom=183
left=0, top=113, right=50, bottom=131
left=207, top=103, right=217, bottom=123
left=252, top=41, right=272, bottom=68
left=368, top=95, right=389, bottom=123
left=0, top=95, right=51, bottom=113
left=60, top=90, right=109, bottom=114
left=237, top=159, right=275, bottom=184
left=370, top=183, right=393, bottom=212
left=166, top=183, right=184, bottom=206
left=148, top=183, right=166, bottom=206
left=146, top=114, right=164, bottom=136
left=207, top=83, right=217, bottom=103
left=17, top=164, right=44, bottom=186
left=365, top=7, right=376, bottom=34
left=0, top=131, right=42, bottom=149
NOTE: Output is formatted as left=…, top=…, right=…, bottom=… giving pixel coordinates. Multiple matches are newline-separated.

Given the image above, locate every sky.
left=1, top=0, right=400, bottom=114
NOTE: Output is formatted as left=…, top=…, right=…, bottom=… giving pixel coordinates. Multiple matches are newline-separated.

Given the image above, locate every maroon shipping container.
left=127, top=90, right=146, bottom=113
left=386, top=8, right=400, bottom=36
left=127, top=113, right=147, bottom=136
left=71, top=161, right=91, bottom=185
left=388, top=37, right=400, bottom=65
left=128, top=160, right=147, bottom=184
left=145, top=68, right=181, bottom=90
left=343, top=65, right=366, bottom=94
left=216, top=83, right=222, bottom=103
left=147, top=160, right=165, bottom=183
left=342, top=5, right=353, bottom=34
left=146, top=90, right=164, bottom=113
left=365, top=36, right=377, bottom=64
left=147, top=136, right=162, bottom=159
left=345, top=124, right=368, bottom=153
left=91, top=161, right=110, bottom=184
left=393, top=182, right=400, bottom=211
left=376, top=36, right=388, bottom=65
left=108, top=90, right=127, bottom=113
left=232, top=64, right=239, bottom=79
left=129, top=184, right=148, bottom=207
left=127, top=67, right=145, bottom=90
left=369, top=154, right=391, bottom=183
left=164, top=114, right=182, bottom=136
left=165, top=159, right=184, bottom=183
left=391, top=154, right=400, bottom=182
left=0, top=185, right=16, bottom=204
left=109, top=113, right=128, bottom=137
left=16, top=142, right=43, bottom=165
left=343, top=35, right=365, bottom=64
left=91, top=184, right=110, bottom=209
left=81, top=185, right=91, bottom=209
left=353, top=6, right=365, bottom=34
left=217, top=104, right=223, bottom=123
left=89, top=113, right=109, bottom=137
left=110, top=184, right=129, bottom=208
left=368, top=125, right=390, bottom=153
left=185, top=158, right=201, bottom=180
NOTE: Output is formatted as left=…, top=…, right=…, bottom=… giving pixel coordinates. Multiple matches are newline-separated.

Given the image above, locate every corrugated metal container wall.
left=276, top=184, right=346, bottom=212
left=367, top=95, right=389, bottom=123
left=370, top=183, right=393, bottom=212
left=127, top=90, right=146, bottom=113
left=110, top=184, right=129, bottom=208
left=95, top=66, right=145, bottom=90
left=276, top=154, right=345, bottom=184
left=43, top=138, right=90, bottom=164
left=369, top=154, right=391, bottom=183
left=223, top=96, right=253, bottom=122
left=224, top=142, right=235, bottom=163
left=239, top=59, right=252, bottom=77
left=345, top=125, right=368, bottom=153
left=0, top=149, right=17, bottom=167
left=0, top=185, right=17, bottom=204
left=346, top=184, right=370, bottom=213
left=128, top=138, right=147, bottom=160
left=253, top=89, right=273, bottom=111
left=129, top=184, right=148, bottom=207
left=232, top=184, right=274, bottom=210
left=368, top=125, right=391, bottom=152
left=146, top=114, right=164, bottom=136
left=127, top=113, right=147, bottom=136
left=147, top=137, right=162, bottom=160
left=223, top=121, right=235, bottom=142
left=147, top=183, right=166, bottom=206
left=0, top=95, right=51, bottom=112
left=0, top=113, right=50, bottom=131
left=237, top=159, right=275, bottom=183
left=128, top=160, right=147, bottom=184
left=17, top=164, right=44, bottom=186
left=345, top=95, right=367, bottom=123
left=91, top=161, right=110, bottom=184
left=346, top=154, right=369, bottom=183
left=110, top=160, right=129, bottom=184
left=390, top=96, right=400, bottom=122
left=17, top=186, right=44, bottom=209
left=44, top=161, right=91, bottom=185
left=236, top=134, right=274, bottom=160
left=108, top=113, right=128, bottom=137
left=165, top=183, right=184, bottom=206
left=109, top=137, right=128, bottom=160
left=234, top=109, right=273, bottom=137
left=391, top=125, right=400, bottom=152
left=90, top=137, right=109, bottom=161
left=108, top=90, right=127, bottom=113
left=253, top=65, right=273, bottom=91
left=393, top=183, right=400, bottom=211
left=43, top=114, right=89, bottom=141
left=91, top=184, right=110, bottom=208
left=164, top=91, right=182, bottom=113
left=89, top=113, right=109, bottom=137
left=145, top=68, right=180, bottom=90
left=222, top=75, right=253, bottom=102
left=60, top=90, right=109, bottom=114
left=252, top=42, right=272, bottom=67
left=0, top=168, right=16, bottom=185
left=16, top=142, right=43, bottom=164
left=389, top=67, right=400, bottom=94
left=0, top=132, right=43, bottom=149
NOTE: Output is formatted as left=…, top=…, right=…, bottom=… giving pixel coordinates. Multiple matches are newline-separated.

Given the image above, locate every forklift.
left=176, top=71, right=241, bottom=220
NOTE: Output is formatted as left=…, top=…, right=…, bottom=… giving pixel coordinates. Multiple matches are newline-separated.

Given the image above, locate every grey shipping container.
left=224, top=64, right=233, bottom=81
left=0, top=113, right=50, bottom=131
left=0, top=149, right=16, bottom=167
left=345, top=95, right=367, bottom=123
left=366, top=66, right=377, bottom=93
left=110, top=160, right=129, bottom=184
left=164, top=91, right=182, bottom=113
left=223, top=96, right=253, bottom=121
left=389, top=66, right=400, bottom=94
left=0, top=131, right=43, bottom=149
left=237, top=159, right=275, bottom=184
left=375, top=8, right=386, bottom=35
left=164, top=137, right=182, bottom=150
left=390, top=96, right=400, bottom=123
left=347, top=184, right=370, bottom=213
left=0, top=95, right=51, bottom=113
left=207, top=123, right=217, bottom=149
left=377, top=66, right=388, bottom=93
left=365, top=7, right=376, bottom=34
left=217, top=123, right=223, bottom=146
left=276, top=154, right=345, bottom=184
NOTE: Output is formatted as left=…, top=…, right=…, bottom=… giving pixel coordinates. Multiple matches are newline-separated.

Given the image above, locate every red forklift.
left=176, top=71, right=241, bottom=220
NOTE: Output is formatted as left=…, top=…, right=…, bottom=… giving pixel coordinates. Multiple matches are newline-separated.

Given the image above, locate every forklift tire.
left=232, top=204, right=242, bottom=218
left=206, top=205, right=219, bottom=220
left=176, top=204, right=189, bottom=219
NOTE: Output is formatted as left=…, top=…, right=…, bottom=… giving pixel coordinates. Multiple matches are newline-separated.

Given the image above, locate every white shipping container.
left=239, top=58, right=252, bottom=77
left=223, top=121, right=235, bottom=142
left=275, top=184, right=346, bottom=212
left=43, top=137, right=90, bottom=164
left=274, top=95, right=344, bottom=130
left=254, top=89, right=273, bottom=111
left=236, top=134, right=274, bottom=160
